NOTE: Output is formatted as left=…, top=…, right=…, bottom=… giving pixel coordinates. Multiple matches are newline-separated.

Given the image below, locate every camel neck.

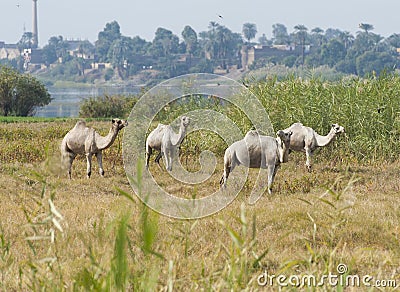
left=315, top=129, right=336, bottom=147
left=97, top=127, right=119, bottom=150
left=171, top=125, right=186, bottom=146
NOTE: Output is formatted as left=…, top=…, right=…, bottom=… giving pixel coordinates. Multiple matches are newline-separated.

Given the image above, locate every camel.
left=283, top=122, right=345, bottom=171
left=220, top=130, right=292, bottom=195
left=145, top=116, right=190, bottom=171
left=61, top=118, right=128, bottom=179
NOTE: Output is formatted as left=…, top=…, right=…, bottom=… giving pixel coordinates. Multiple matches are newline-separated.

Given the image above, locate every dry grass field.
left=0, top=119, right=400, bottom=290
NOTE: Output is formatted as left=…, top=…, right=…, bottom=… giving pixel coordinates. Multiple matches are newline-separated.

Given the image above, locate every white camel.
left=283, top=122, right=345, bottom=172
left=61, top=118, right=128, bottom=179
left=220, top=130, right=292, bottom=195
left=145, top=116, right=190, bottom=171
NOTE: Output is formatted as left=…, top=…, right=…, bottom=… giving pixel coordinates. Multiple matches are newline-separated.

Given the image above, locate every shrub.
left=79, top=94, right=138, bottom=118
left=0, top=65, right=51, bottom=116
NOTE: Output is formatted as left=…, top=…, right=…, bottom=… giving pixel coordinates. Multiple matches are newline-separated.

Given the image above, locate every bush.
left=79, top=94, right=138, bottom=118
left=0, top=65, right=51, bottom=116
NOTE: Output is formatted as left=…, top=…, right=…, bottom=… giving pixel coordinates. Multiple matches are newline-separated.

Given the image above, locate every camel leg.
left=164, top=149, right=172, bottom=171
left=220, top=157, right=235, bottom=188
left=154, top=152, right=162, bottom=165
left=86, top=153, right=93, bottom=178
left=66, top=152, right=76, bottom=179
left=96, top=152, right=104, bottom=177
left=267, top=164, right=276, bottom=195
left=305, top=147, right=312, bottom=172
left=161, top=151, right=166, bottom=170
left=61, top=139, right=76, bottom=179
left=273, top=163, right=280, bottom=178
left=161, top=144, right=168, bottom=171
left=220, top=165, right=230, bottom=188
left=145, top=145, right=152, bottom=169
left=168, top=147, right=175, bottom=171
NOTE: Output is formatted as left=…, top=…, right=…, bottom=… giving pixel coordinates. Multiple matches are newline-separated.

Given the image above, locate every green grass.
left=0, top=116, right=70, bottom=123
left=0, top=116, right=114, bottom=123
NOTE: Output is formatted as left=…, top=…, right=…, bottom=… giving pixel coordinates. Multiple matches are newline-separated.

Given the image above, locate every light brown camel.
left=284, top=122, right=345, bottom=171
left=145, top=116, right=190, bottom=171
left=61, top=118, right=128, bottom=179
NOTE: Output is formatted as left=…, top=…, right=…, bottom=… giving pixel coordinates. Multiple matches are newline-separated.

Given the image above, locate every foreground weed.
left=218, top=203, right=269, bottom=289
left=17, top=162, right=66, bottom=289
left=0, top=225, right=13, bottom=288
left=74, top=159, right=165, bottom=291
left=280, top=175, right=358, bottom=289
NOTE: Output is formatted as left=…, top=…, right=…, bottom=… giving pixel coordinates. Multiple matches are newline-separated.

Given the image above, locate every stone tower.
left=32, top=0, right=38, bottom=48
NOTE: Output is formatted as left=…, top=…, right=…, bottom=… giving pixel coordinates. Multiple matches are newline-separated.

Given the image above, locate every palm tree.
left=356, top=24, right=380, bottom=53
left=358, top=23, right=374, bottom=34
left=208, top=21, right=219, bottom=34
left=108, top=36, right=133, bottom=79
left=202, top=22, right=220, bottom=61
left=294, top=24, right=308, bottom=66
left=311, top=27, right=324, bottom=46
left=339, top=31, right=355, bottom=49
left=216, top=25, right=232, bottom=69
left=242, top=23, right=257, bottom=44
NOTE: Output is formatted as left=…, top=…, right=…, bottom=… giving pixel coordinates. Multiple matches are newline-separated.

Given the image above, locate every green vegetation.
left=249, top=72, right=400, bottom=162
left=0, top=74, right=400, bottom=290
left=79, top=94, right=139, bottom=119
left=147, top=73, right=400, bottom=162
left=0, top=65, right=51, bottom=116
left=2, top=20, right=400, bottom=86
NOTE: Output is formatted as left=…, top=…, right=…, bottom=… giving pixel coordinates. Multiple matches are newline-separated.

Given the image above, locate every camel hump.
left=244, top=130, right=260, bottom=139
left=291, top=122, right=304, bottom=128
left=151, top=124, right=167, bottom=135
left=74, top=120, right=87, bottom=129
left=285, top=122, right=305, bottom=133
left=244, top=130, right=263, bottom=151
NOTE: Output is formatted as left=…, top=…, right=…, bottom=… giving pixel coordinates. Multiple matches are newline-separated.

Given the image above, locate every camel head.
left=276, top=130, right=292, bottom=163
left=112, top=118, right=128, bottom=131
left=180, top=116, right=190, bottom=128
left=331, top=123, right=345, bottom=135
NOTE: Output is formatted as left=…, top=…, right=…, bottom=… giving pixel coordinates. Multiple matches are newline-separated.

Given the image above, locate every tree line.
left=2, top=21, right=400, bottom=80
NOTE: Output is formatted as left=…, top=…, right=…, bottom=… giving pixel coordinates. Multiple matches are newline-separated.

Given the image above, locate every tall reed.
left=250, top=73, right=400, bottom=163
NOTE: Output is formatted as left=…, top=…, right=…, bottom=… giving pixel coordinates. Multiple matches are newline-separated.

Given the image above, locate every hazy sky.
left=1, top=0, right=399, bottom=47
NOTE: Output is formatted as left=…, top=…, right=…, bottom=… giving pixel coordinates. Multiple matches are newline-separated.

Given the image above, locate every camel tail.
left=60, top=136, right=73, bottom=167
left=224, top=148, right=232, bottom=169
left=60, top=137, right=68, bottom=167
left=220, top=148, right=233, bottom=186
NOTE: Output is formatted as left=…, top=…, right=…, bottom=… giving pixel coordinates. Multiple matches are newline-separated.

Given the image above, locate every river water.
left=35, top=86, right=141, bottom=118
